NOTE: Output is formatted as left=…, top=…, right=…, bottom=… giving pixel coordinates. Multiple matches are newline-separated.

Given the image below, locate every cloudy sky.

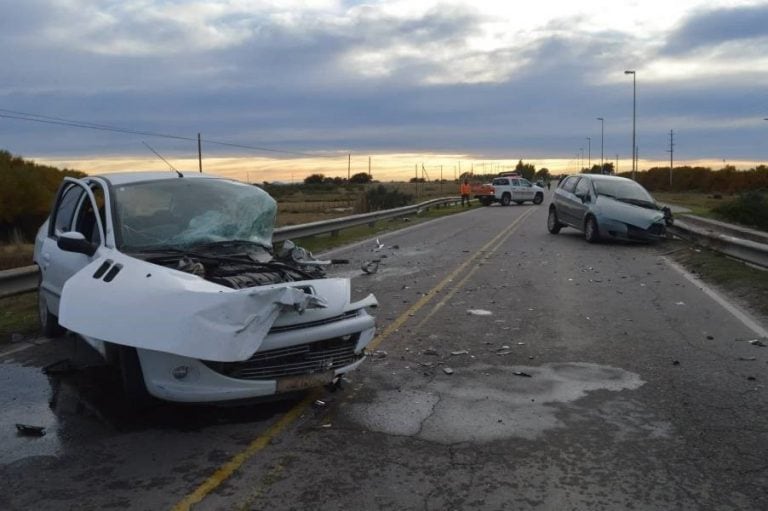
left=1, top=0, right=767, bottom=180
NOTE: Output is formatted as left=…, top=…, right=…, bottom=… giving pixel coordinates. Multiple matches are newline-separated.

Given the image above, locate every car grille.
left=203, top=335, right=362, bottom=380
left=268, top=310, right=360, bottom=334
left=627, top=222, right=665, bottom=240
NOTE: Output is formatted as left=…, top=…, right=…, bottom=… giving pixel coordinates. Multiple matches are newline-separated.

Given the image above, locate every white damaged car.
left=34, top=172, right=377, bottom=403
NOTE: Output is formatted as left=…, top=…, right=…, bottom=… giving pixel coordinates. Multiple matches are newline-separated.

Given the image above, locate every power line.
left=0, top=108, right=340, bottom=158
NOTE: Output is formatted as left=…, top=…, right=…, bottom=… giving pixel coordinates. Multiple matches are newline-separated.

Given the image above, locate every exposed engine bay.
left=137, top=240, right=346, bottom=290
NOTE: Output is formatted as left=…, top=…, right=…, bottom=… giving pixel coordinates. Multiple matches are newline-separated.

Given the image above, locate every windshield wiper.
left=616, top=198, right=657, bottom=209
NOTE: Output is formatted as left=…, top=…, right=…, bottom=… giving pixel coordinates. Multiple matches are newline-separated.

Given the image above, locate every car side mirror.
left=57, top=231, right=97, bottom=256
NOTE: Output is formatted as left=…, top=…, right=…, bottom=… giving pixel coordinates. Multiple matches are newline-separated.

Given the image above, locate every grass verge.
left=654, top=192, right=731, bottom=218
left=0, top=292, right=39, bottom=345
left=665, top=240, right=768, bottom=320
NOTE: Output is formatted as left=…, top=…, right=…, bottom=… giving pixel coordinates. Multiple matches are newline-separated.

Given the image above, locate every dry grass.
left=0, top=243, right=35, bottom=271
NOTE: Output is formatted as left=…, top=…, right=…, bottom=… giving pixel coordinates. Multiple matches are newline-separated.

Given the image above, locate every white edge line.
left=662, top=256, right=768, bottom=338
left=0, top=338, right=51, bottom=359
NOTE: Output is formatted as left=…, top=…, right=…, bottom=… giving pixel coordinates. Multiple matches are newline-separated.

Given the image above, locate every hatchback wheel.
left=533, top=193, right=543, bottom=205
left=547, top=208, right=562, bottom=234
left=584, top=216, right=600, bottom=243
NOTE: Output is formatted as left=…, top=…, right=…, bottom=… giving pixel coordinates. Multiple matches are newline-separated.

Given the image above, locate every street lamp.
left=587, top=137, right=591, bottom=170
left=625, top=70, right=636, bottom=180
left=579, top=148, right=583, bottom=171
left=596, top=117, right=604, bottom=173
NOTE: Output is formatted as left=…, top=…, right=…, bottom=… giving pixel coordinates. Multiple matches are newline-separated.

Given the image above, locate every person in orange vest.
left=460, top=179, right=471, bottom=207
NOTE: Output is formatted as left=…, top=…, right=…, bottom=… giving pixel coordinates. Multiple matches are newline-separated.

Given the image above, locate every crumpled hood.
left=596, top=196, right=665, bottom=229
left=59, top=250, right=369, bottom=362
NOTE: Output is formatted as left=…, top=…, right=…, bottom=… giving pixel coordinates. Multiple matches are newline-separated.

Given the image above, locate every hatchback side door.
left=38, top=178, right=107, bottom=316
left=555, top=176, right=581, bottom=226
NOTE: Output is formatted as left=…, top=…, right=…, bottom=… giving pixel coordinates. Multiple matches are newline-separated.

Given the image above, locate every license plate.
left=276, top=371, right=334, bottom=393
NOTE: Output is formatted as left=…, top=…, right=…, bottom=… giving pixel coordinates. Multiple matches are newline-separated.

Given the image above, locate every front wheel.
left=547, top=208, right=562, bottom=234
left=584, top=216, right=600, bottom=243
left=500, top=194, right=511, bottom=207
left=118, top=346, right=151, bottom=405
left=533, top=193, right=543, bottom=205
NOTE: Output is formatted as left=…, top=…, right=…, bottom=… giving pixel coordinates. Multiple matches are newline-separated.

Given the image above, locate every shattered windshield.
left=113, top=178, right=277, bottom=251
left=593, top=179, right=655, bottom=204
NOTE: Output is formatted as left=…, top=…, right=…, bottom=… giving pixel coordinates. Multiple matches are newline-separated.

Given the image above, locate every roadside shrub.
left=713, top=191, right=768, bottom=230
left=363, top=185, right=413, bottom=212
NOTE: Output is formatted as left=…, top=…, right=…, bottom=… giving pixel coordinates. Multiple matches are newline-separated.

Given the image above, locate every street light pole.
left=625, top=70, right=636, bottom=180
left=587, top=137, right=591, bottom=170
left=597, top=117, right=604, bottom=173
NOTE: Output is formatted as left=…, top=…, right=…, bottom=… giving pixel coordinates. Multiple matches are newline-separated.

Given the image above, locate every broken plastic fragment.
left=443, top=367, right=454, bottom=375
left=451, top=350, right=469, bottom=356
left=361, top=260, right=380, bottom=274
left=16, top=424, right=46, bottom=437
left=512, top=371, right=532, bottom=378
left=467, top=309, right=492, bottom=316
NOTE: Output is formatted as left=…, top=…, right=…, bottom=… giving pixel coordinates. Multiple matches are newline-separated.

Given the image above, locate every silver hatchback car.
left=547, top=174, right=671, bottom=242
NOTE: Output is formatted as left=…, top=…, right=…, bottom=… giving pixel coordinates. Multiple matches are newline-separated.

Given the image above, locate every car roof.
left=576, top=174, right=634, bottom=183
left=93, top=171, right=224, bottom=186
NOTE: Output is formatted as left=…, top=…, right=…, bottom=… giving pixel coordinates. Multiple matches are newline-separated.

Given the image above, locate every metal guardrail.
left=0, top=196, right=461, bottom=298
left=669, top=219, right=768, bottom=269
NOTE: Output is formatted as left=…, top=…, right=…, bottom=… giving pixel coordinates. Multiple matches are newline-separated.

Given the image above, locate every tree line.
left=0, top=150, right=85, bottom=241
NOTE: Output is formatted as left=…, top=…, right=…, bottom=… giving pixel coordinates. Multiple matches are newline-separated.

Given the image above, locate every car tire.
left=501, top=194, right=511, bottom=206
left=38, top=274, right=65, bottom=338
left=480, top=197, right=492, bottom=207
left=547, top=207, right=562, bottom=234
left=118, top=346, right=151, bottom=404
left=533, top=193, right=543, bottom=205
left=584, top=215, right=600, bottom=243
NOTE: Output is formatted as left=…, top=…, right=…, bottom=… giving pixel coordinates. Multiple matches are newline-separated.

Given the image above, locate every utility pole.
left=597, top=118, right=604, bottom=172
left=368, top=156, right=371, bottom=178
left=616, top=154, right=619, bottom=174
left=667, top=130, right=675, bottom=188
left=347, top=153, right=351, bottom=181
left=197, top=133, right=202, bottom=173
left=440, top=165, right=443, bottom=194
left=415, top=164, right=418, bottom=197
left=587, top=137, right=591, bottom=170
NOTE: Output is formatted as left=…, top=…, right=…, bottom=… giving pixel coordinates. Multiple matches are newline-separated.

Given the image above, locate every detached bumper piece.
left=203, top=335, right=362, bottom=380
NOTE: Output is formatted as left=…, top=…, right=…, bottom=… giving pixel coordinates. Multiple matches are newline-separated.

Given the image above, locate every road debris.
left=373, top=238, right=384, bottom=251
left=738, top=356, right=757, bottom=361
left=747, top=376, right=757, bottom=381
left=42, top=359, right=77, bottom=376
left=423, top=348, right=439, bottom=356
left=372, top=350, right=388, bottom=359
left=499, top=345, right=511, bottom=350
left=749, top=339, right=766, bottom=347
left=467, top=309, right=493, bottom=316
left=443, top=367, right=454, bottom=375
left=513, top=371, right=532, bottom=378
left=672, top=360, right=681, bottom=366
left=361, top=260, right=380, bottom=274
left=15, top=424, right=46, bottom=437
left=497, top=350, right=511, bottom=356
left=451, top=350, right=469, bottom=356
left=313, top=400, right=327, bottom=408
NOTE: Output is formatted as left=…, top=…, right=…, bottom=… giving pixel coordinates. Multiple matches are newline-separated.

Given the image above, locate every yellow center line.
left=413, top=208, right=534, bottom=331
left=171, top=207, right=535, bottom=510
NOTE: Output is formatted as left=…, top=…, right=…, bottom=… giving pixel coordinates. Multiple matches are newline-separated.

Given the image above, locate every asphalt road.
left=1, top=198, right=767, bottom=510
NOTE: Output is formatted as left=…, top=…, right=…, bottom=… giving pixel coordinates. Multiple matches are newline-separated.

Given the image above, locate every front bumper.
left=137, top=309, right=376, bottom=403
left=600, top=218, right=666, bottom=242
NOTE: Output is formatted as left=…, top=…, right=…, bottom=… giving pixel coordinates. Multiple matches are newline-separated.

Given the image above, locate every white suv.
left=490, top=177, right=545, bottom=206
left=34, top=172, right=377, bottom=403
